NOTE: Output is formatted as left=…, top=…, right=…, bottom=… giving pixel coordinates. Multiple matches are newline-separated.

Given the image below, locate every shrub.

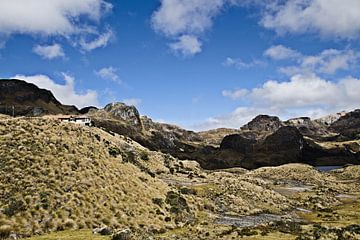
left=165, top=191, right=189, bottom=214
left=108, top=146, right=121, bottom=157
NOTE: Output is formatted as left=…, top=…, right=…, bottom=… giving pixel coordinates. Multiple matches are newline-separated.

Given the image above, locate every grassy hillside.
left=0, top=115, right=172, bottom=237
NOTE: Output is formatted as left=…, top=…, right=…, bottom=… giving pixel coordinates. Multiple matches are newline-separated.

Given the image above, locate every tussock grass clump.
left=0, top=116, right=171, bottom=237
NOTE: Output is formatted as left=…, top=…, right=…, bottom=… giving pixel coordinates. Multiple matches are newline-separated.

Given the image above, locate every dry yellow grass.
left=0, top=115, right=172, bottom=237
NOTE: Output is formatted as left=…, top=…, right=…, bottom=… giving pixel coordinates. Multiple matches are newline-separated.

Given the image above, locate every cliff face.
left=0, top=79, right=78, bottom=116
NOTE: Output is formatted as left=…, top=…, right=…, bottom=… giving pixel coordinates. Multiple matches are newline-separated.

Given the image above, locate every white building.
left=58, top=116, right=92, bottom=126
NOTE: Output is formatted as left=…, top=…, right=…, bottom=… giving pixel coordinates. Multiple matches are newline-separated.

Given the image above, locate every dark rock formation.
left=241, top=115, right=284, bottom=132
left=220, top=134, right=256, bottom=154
left=0, top=79, right=78, bottom=116
left=79, top=106, right=98, bottom=114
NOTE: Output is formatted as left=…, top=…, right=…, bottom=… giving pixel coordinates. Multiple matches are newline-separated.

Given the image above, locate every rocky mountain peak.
left=241, top=114, right=284, bottom=132
left=104, top=102, right=142, bottom=127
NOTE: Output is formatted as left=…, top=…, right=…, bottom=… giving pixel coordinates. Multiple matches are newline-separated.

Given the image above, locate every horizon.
left=1, top=1, right=360, bottom=131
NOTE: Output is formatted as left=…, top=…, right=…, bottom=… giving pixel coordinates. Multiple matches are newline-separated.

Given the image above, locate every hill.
left=0, top=79, right=79, bottom=116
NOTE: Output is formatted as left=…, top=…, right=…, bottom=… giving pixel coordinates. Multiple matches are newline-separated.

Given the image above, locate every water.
left=315, top=166, right=343, bottom=172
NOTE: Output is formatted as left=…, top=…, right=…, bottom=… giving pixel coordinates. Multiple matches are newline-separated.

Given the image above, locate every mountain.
left=1, top=114, right=360, bottom=239
left=0, top=79, right=79, bottom=116
left=1, top=80, right=360, bottom=239
left=0, top=79, right=359, bottom=170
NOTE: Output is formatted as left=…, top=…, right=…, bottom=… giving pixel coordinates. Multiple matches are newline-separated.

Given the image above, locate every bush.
left=108, top=146, right=121, bottom=157
left=165, top=191, right=189, bottom=214
left=139, top=150, right=149, bottom=161
left=3, top=198, right=26, bottom=217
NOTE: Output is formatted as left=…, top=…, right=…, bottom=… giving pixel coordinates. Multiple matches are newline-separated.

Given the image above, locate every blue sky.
left=0, top=0, right=360, bottom=130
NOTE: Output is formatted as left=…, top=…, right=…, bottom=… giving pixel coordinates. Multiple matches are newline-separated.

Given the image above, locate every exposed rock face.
left=240, top=127, right=305, bottom=169
left=284, top=117, right=330, bottom=139
left=0, top=79, right=78, bottom=116
left=315, top=111, right=347, bottom=126
left=220, top=134, right=256, bottom=154
left=241, top=115, right=284, bottom=132
left=330, top=109, right=360, bottom=139
left=104, top=102, right=142, bottom=127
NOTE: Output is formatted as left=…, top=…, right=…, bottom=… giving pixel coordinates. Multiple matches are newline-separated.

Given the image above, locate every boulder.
left=111, top=229, right=132, bottom=240
left=93, top=226, right=113, bottom=235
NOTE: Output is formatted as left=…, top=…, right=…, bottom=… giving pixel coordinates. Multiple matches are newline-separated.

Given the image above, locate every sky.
left=0, top=0, right=360, bottom=131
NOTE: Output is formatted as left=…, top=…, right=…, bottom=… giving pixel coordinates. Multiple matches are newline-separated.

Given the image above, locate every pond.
left=315, top=165, right=343, bottom=172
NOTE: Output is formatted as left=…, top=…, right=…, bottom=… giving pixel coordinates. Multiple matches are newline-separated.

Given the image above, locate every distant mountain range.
left=1, top=79, right=359, bottom=169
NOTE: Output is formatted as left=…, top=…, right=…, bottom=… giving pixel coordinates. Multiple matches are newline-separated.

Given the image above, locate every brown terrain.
left=0, top=79, right=359, bottom=240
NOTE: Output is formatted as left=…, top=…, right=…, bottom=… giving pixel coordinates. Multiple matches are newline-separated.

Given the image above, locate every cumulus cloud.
left=261, top=0, right=360, bottom=39
left=0, top=0, right=112, bottom=52
left=151, top=0, right=228, bottom=56
left=196, top=73, right=360, bottom=130
left=12, top=73, right=99, bottom=108
left=32, top=43, right=65, bottom=59
left=169, top=35, right=202, bottom=56
left=122, top=98, right=142, bottom=107
left=264, top=45, right=300, bottom=60
left=0, top=0, right=111, bottom=36
left=264, top=45, right=360, bottom=75
left=95, top=66, right=121, bottom=84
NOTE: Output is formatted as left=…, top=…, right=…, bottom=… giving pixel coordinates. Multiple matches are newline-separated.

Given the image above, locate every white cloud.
left=196, top=73, right=360, bottom=130
left=223, top=57, right=264, bottom=69
left=169, top=35, right=202, bottom=56
left=264, top=45, right=300, bottom=60
left=151, top=0, right=228, bottom=56
left=12, top=73, right=99, bottom=108
left=32, top=43, right=65, bottom=59
left=0, top=0, right=111, bottom=36
left=222, top=89, right=248, bottom=100
left=122, top=98, right=142, bottom=107
left=264, top=46, right=360, bottom=75
left=95, top=66, right=121, bottom=84
left=151, top=0, right=225, bottom=36
left=248, top=74, right=360, bottom=109
left=79, top=29, right=113, bottom=52
left=261, top=0, right=360, bottom=39
left=0, top=0, right=112, bottom=52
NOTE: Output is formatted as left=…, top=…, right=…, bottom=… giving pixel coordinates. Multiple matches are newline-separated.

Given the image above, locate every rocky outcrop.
left=0, top=79, right=78, bottom=116
left=330, top=109, right=360, bottom=140
left=220, top=134, right=256, bottom=154
left=104, top=102, right=142, bottom=127
left=241, top=115, right=284, bottom=132
left=284, top=117, right=330, bottom=139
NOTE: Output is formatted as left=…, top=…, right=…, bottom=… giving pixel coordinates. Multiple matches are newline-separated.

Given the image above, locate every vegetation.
left=0, top=116, right=171, bottom=237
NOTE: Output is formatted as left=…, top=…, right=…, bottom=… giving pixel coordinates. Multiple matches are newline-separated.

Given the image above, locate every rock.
left=284, top=117, right=330, bottom=139
left=104, top=102, right=141, bottom=127
left=220, top=134, right=256, bottom=154
left=330, top=109, right=360, bottom=140
left=111, top=229, right=132, bottom=240
left=241, top=115, right=284, bottom=132
left=79, top=106, right=98, bottom=114
left=93, top=226, right=113, bottom=235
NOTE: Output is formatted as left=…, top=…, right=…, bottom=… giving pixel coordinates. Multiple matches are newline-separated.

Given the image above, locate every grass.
left=26, top=230, right=109, bottom=240
left=0, top=116, right=172, bottom=237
